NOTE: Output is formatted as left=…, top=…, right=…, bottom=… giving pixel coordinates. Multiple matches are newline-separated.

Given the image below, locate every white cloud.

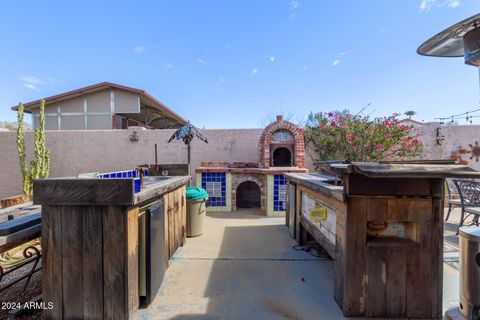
left=163, top=64, right=173, bottom=69
left=18, top=75, right=44, bottom=91
left=23, top=83, right=40, bottom=91
left=251, top=68, right=258, bottom=76
left=448, top=0, right=460, bottom=8
left=419, top=0, right=460, bottom=12
left=331, top=51, right=346, bottom=66
left=266, top=55, right=275, bottom=63
left=18, top=75, right=43, bottom=85
left=196, top=58, right=206, bottom=64
left=420, top=0, right=435, bottom=11
left=133, top=46, right=146, bottom=53
left=289, top=0, right=300, bottom=18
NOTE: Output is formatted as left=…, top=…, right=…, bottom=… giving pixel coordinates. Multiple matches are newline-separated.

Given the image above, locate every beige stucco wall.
left=416, top=123, right=480, bottom=170
left=1, top=127, right=317, bottom=200
left=8, top=122, right=477, bottom=201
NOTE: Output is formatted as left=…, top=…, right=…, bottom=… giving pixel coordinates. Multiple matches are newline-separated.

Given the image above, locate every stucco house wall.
left=0, top=128, right=317, bottom=200
left=416, top=123, right=480, bottom=169
left=3, top=122, right=479, bottom=201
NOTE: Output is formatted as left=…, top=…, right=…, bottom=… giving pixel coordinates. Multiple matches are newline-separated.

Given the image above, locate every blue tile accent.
left=202, top=172, right=226, bottom=207
left=134, top=178, right=141, bottom=193
left=273, top=175, right=287, bottom=211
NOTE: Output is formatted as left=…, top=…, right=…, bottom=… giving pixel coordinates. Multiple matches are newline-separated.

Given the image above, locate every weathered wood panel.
left=61, top=206, right=84, bottom=319
left=345, top=175, right=434, bottom=197
left=333, top=199, right=346, bottom=309
left=174, top=189, right=181, bottom=252
left=431, top=196, right=444, bottom=319
left=179, top=186, right=186, bottom=245
left=167, top=191, right=175, bottom=258
left=102, top=206, right=127, bottom=320
left=295, top=186, right=302, bottom=244
left=126, top=207, right=139, bottom=316
left=34, top=179, right=134, bottom=205
left=42, top=205, right=63, bottom=319
left=300, top=216, right=335, bottom=258
left=385, top=248, right=407, bottom=318
left=406, top=199, right=433, bottom=319
left=298, top=185, right=346, bottom=212
left=342, top=196, right=367, bottom=316
left=164, top=186, right=187, bottom=258
left=365, top=248, right=386, bottom=317
left=82, top=206, right=104, bottom=319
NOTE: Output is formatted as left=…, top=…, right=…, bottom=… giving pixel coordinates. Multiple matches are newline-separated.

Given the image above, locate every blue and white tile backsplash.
left=273, top=175, right=287, bottom=211
left=202, top=172, right=226, bottom=207
left=98, top=168, right=149, bottom=193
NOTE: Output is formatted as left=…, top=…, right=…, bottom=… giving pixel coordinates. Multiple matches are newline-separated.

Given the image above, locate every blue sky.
left=0, top=0, right=479, bottom=128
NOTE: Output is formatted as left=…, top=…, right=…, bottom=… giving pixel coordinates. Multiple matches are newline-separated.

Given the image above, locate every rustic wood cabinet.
left=287, top=163, right=480, bottom=319
left=34, top=176, right=188, bottom=319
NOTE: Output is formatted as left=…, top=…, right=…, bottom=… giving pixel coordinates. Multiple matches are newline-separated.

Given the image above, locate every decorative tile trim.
left=273, top=175, right=287, bottom=212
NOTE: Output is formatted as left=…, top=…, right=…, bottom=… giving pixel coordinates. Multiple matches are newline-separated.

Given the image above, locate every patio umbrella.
left=168, top=122, right=208, bottom=185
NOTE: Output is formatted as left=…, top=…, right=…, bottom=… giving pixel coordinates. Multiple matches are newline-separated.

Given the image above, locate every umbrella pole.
left=187, top=142, right=191, bottom=187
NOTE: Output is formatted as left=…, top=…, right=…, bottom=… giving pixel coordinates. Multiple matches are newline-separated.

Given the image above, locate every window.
left=112, top=115, right=153, bottom=129
left=272, top=130, right=293, bottom=142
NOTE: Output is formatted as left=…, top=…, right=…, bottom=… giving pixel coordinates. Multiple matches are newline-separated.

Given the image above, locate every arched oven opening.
left=236, top=181, right=261, bottom=208
left=272, top=147, right=292, bottom=167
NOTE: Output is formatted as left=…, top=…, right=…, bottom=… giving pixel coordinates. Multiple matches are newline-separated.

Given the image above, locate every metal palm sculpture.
left=168, top=122, right=208, bottom=145
left=168, top=122, right=208, bottom=184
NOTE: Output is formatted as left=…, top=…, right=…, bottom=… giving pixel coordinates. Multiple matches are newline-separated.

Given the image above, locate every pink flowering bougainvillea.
left=304, top=111, right=423, bottom=162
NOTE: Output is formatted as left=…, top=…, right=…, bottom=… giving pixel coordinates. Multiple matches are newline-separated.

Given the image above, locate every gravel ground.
left=0, top=254, right=43, bottom=319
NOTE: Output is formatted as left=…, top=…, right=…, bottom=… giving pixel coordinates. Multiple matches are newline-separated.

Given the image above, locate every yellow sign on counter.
left=310, top=205, right=327, bottom=224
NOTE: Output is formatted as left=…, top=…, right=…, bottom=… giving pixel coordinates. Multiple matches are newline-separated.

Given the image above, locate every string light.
left=435, top=107, right=480, bottom=124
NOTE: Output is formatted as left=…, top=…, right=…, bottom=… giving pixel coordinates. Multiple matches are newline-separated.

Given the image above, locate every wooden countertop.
left=331, top=162, right=480, bottom=178
left=284, top=173, right=345, bottom=202
left=33, top=176, right=190, bottom=206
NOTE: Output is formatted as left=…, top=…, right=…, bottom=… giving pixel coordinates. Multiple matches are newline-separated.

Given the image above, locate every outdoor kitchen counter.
left=33, top=175, right=190, bottom=320
left=33, top=175, right=190, bottom=206
left=286, top=163, right=480, bottom=319
left=284, top=172, right=342, bottom=201
left=285, top=172, right=345, bottom=259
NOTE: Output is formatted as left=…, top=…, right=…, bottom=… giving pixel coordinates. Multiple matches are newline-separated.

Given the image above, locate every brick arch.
left=258, top=119, right=305, bottom=168
left=231, top=174, right=265, bottom=212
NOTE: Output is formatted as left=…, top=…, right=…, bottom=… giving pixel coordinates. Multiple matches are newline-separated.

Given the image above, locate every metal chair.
left=445, top=178, right=462, bottom=221
left=453, top=179, right=480, bottom=234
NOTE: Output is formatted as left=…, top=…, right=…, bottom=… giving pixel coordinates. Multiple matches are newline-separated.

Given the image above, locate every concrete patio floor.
left=133, top=208, right=465, bottom=320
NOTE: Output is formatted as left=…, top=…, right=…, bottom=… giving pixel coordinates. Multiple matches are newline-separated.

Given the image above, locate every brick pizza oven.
left=196, top=115, right=308, bottom=216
